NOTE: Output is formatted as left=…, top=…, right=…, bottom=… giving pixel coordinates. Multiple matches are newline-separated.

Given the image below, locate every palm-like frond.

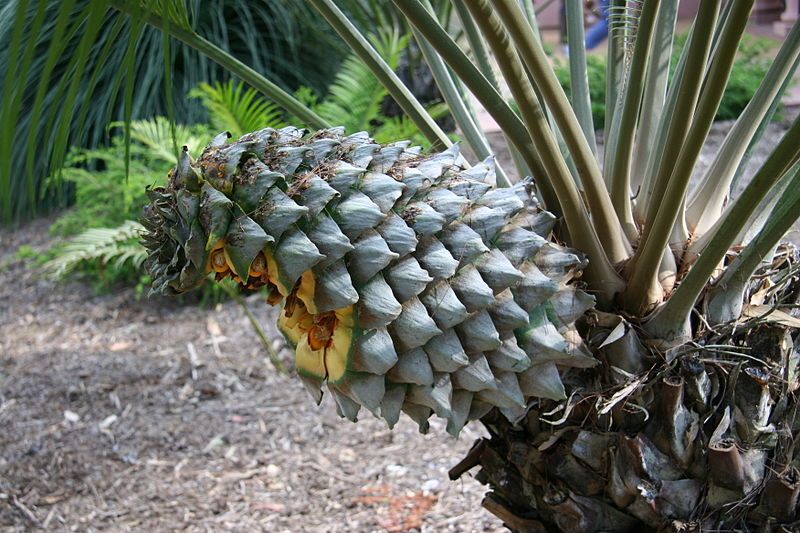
left=0, top=0, right=354, bottom=224
left=189, top=81, right=286, bottom=138
left=128, top=117, right=205, bottom=163
left=42, top=220, right=146, bottom=278
left=314, top=30, right=409, bottom=134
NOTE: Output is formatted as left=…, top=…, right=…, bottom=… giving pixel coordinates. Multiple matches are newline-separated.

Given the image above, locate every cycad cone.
left=142, top=127, right=596, bottom=436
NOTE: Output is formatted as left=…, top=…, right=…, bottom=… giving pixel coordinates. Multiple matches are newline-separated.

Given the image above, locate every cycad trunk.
left=456, top=303, right=800, bottom=531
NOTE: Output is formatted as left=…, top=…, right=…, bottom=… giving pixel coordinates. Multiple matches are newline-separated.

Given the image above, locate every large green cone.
left=142, top=126, right=595, bottom=436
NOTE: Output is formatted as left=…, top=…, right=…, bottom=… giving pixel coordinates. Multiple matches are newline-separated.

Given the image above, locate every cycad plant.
left=8, top=0, right=800, bottom=530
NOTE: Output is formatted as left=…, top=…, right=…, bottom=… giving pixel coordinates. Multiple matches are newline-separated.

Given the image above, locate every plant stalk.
left=705, top=161, right=800, bottom=325
left=390, top=0, right=557, bottom=212
left=646, top=116, right=800, bottom=342
left=564, top=0, right=597, bottom=156
left=686, top=19, right=800, bottom=236
left=633, top=20, right=691, bottom=225
left=630, top=0, right=680, bottom=194
left=607, top=0, right=660, bottom=237
left=411, top=1, right=511, bottom=185
left=604, top=0, right=625, bottom=167
left=491, top=0, right=630, bottom=263
left=466, top=0, right=624, bottom=303
left=309, top=0, right=451, bottom=150
left=453, top=0, right=530, bottom=182
left=623, top=1, right=725, bottom=315
left=111, top=0, right=329, bottom=130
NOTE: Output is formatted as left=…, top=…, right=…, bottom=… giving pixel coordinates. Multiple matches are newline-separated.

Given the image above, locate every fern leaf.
left=42, top=220, right=147, bottom=279
left=315, top=29, right=409, bottom=134
left=190, top=80, right=287, bottom=138
left=128, top=117, right=205, bottom=163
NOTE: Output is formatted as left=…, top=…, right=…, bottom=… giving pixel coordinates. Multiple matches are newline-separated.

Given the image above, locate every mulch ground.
left=0, top=217, right=502, bottom=532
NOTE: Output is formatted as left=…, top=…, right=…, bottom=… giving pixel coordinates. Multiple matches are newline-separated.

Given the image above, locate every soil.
left=0, top=217, right=502, bottom=532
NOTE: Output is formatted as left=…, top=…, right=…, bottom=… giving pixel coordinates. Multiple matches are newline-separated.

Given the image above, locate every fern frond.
left=374, top=101, right=449, bottom=144
left=42, top=220, right=147, bottom=278
left=315, top=29, right=409, bottom=133
left=190, top=80, right=287, bottom=138
left=128, top=117, right=205, bottom=163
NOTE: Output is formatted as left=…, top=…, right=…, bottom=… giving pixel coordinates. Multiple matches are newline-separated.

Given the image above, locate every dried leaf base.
left=455, top=307, right=800, bottom=531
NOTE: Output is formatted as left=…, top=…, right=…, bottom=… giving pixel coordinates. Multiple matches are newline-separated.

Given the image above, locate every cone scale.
left=142, top=126, right=593, bottom=436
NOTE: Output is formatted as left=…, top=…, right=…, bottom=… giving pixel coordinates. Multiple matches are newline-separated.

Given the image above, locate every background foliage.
left=0, top=0, right=377, bottom=224
left=37, top=31, right=446, bottom=297
left=554, top=32, right=776, bottom=129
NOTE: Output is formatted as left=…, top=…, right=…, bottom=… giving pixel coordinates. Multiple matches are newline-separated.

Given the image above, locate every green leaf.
left=42, top=220, right=146, bottom=278
left=190, top=81, right=287, bottom=138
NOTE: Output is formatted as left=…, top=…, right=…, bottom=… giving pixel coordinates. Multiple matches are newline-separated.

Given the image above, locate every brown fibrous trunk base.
left=453, top=321, right=800, bottom=532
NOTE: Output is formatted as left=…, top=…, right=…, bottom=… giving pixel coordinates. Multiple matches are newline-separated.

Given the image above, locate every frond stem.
left=467, top=0, right=624, bottom=303
left=492, top=0, right=630, bottom=264
left=630, top=0, right=680, bottom=194
left=110, top=0, right=330, bottom=130
left=564, top=0, right=598, bottom=156
left=622, top=0, right=723, bottom=315
left=646, top=115, right=800, bottom=339
left=703, top=162, right=800, bottom=325
left=390, top=0, right=557, bottom=212
left=686, top=19, right=800, bottom=236
left=607, top=0, right=660, bottom=236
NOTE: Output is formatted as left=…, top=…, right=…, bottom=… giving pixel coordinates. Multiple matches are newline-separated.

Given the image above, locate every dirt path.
left=0, top=219, right=502, bottom=532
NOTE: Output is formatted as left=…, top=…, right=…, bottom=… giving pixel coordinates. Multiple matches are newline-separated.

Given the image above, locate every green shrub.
left=41, top=118, right=209, bottom=292
left=48, top=118, right=207, bottom=238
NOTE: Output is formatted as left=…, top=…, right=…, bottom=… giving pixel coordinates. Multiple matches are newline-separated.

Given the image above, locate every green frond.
left=127, top=117, right=206, bottom=163
left=314, top=30, right=409, bottom=134
left=42, top=220, right=147, bottom=278
left=190, top=80, right=287, bottom=138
